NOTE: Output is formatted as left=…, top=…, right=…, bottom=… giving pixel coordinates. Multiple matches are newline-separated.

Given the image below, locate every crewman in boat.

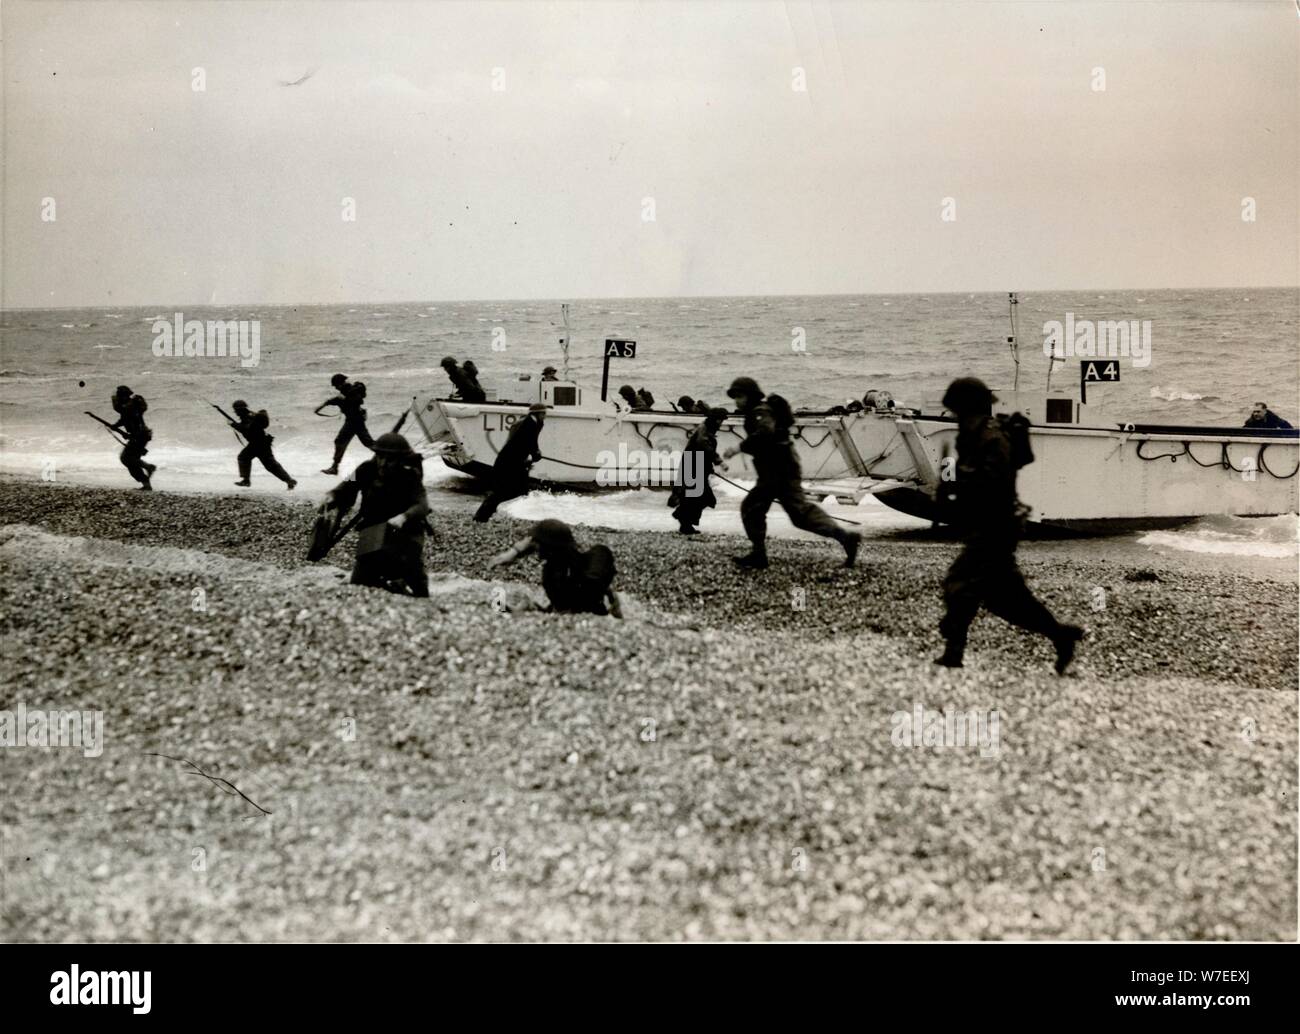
left=721, top=377, right=861, bottom=570
left=675, top=395, right=696, bottom=413
left=1244, top=401, right=1293, bottom=430
left=108, top=385, right=156, bottom=490
left=316, top=373, right=375, bottom=475
left=462, top=360, right=486, bottom=400
left=636, top=388, right=656, bottom=410
left=488, top=518, right=622, bottom=618
left=320, top=432, right=430, bottom=597
left=473, top=402, right=547, bottom=522
left=933, top=376, right=1083, bottom=674
left=229, top=399, right=296, bottom=490
left=668, top=407, right=727, bottom=534
left=541, top=366, right=559, bottom=382
left=439, top=356, right=487, bottom=403
left=692, top=399, right=712, bottom=415
left=617, top=384, right=649, bottom=412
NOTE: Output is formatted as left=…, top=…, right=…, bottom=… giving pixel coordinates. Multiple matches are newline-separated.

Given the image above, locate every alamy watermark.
left=890, top=702, right=1000, bottom=759
left=0, top=703, right=104, bottom=757
left=1043, top=313, right=1151, bottom=368
left=596, top=443, right=707, bottom=494
left=151, top=312, right=261, bottom=367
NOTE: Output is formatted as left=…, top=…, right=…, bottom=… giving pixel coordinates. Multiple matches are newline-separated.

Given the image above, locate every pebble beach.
left=1, top=477, right=1295, bottom=941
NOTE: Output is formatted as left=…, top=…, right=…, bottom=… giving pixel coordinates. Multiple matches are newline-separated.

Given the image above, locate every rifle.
left=206, top=400, right=246, bottom=444
left=84, top=411, right=128, bottom=445
left=306, top=508, right=365, bottom=562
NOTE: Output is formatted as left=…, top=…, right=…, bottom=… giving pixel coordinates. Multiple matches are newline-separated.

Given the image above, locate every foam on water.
left=1139, top=514, right=1299, bottom=559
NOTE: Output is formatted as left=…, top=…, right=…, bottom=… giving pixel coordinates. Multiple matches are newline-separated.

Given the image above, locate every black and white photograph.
left=0, top=0, right=1296, bottom=996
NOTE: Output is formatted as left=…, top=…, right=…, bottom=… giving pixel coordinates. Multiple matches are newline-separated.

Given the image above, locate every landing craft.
left=406, top=301, right=1299, bottom=534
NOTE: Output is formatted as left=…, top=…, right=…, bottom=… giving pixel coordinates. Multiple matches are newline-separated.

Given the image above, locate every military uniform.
left=668, top=421, right=720, bottom=532
left=323, top=385, right=375, bottom=470
left=542, top=544, right=618, bottom=615
left=327, top=452, right=430, bottom=596
left=737, top=399, right=854, bottom=561
left=234, top=408, right=294, bottom=486
left=110, top=392, right=155, bottom=488
left=936, top=406, right=1079, bottom=670
left=474, top=411, right=543, bottom=522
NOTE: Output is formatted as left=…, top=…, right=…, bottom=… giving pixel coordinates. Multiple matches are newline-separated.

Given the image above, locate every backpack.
left=765, top=393, right=795, bottom=434
left=996, top=412, right=1034, bottom=470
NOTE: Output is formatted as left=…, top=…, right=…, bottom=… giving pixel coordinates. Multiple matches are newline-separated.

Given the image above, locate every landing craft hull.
left=409, top=396, right=1300, bottom=532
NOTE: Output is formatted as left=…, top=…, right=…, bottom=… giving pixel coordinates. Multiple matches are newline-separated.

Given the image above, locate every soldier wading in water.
left=721, top=377, right=860, bottom=569
left=934, top=377, right=1083, bottom=674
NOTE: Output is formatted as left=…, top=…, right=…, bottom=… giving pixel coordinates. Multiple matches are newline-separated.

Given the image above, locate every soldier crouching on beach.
left=721, top=376, right=860, bottom=570
left=320, top=432, right=430, bottom=596
left=934, top=377, right=1083, bottom=674
left=488, top=518, right=622, bottom=618
left=230, top=400, right=296, bottom=490
left=109, top=385, right=156, bottom=490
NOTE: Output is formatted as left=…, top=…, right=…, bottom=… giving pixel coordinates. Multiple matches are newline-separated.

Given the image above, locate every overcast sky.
left=3, top=0, right=1297, bottom=306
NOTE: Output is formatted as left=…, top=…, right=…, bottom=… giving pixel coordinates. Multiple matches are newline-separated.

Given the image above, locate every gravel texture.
left=0, top=479, right=1295, bottom=941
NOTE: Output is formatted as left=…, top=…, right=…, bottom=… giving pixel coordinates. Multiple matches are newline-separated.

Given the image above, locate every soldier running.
left=229, top=400, right=296, bottom=490
left=320, top=432, right=430, bottom=596
left=721, top=377, right=860, bottom=569
left=109, top=385, right=156, bottom=490
left=933, top=376, right=1083, bottom=674
left=315, top=373, right=375, bottom=475
left=473, top=403, right=547, bottom=523
left=488, top=518, right=622, bottom=618
left=668, top=407, right=727, bottom=534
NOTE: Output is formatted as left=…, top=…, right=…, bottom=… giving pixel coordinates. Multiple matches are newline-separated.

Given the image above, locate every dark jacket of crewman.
left=494, top=414, right=543, bottom=474
left=669, top=421, right=721, bottom=510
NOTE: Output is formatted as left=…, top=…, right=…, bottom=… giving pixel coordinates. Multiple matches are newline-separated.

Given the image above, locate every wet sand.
left=1, top=478, right=1295, bottom=940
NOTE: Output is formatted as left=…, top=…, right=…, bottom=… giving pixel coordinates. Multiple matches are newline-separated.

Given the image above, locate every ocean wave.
left=1150, top=386, right=1209, bottom=402
left=1139, top=514, right=1298, bottom=559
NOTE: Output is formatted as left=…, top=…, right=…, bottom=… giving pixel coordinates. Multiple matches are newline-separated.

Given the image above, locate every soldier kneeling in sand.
left=320, top=432, right=431, bottom=597
left=488, top=518, right=622, bottom=618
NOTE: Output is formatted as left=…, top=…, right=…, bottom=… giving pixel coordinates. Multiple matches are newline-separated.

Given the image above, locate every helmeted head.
left=705, top=407, right=728, bottom=429
left=618, top=384, right=638, bottom=402
left=232, top=399, right=249, bottom=414
left=114, top=385, right=132, bottom=399
left=726, top=376, right=763, bottom=410
left=542, top=366, right=557, bottom=378
left=677, top=395, right=695, bottom=412
left=372, top=432, right=416, bottom=472
left=531, top=518, right=576, bottom=558
left=941, top=377, right=996, bottom=417
left=330, top=373, right=348, bottom=389
left=440, top=356, right=458, bottom=370
left=528, top=402, right=549, bottom=423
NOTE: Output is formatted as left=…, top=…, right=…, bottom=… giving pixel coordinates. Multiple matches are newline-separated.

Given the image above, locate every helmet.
left=727, top=376, right=762, bottom=400
left=440, top=356, right=458, bottom=368
left=232, top=399, right=249, bottom=410
left=114, top=384, right=132, bottom=397
left=532, top=518, right=576, bottom=551
left=372, top=432, right=414, bottom=456
left=941, top=377, right=997, bottom=415
left=330, top=373, right=347, bottom=388
left=542, top=366, right=557, bottom=376
left=705, top=407, right=729, bottom=425
left=528, top=403, right=549, bottom=415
